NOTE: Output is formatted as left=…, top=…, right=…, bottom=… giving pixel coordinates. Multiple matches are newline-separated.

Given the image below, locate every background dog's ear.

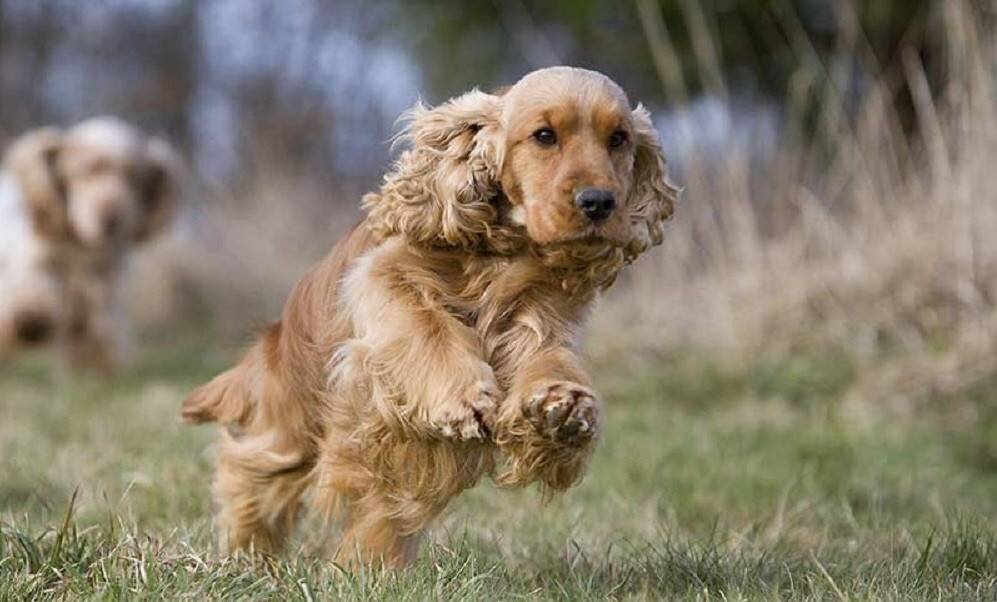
left=363, top=90, right=504, bottom=248
left=625, top=105, right=679, bottom=262
left=133, top=136, right=181, bottom=243
left=3, top=127, right=70, bottom=240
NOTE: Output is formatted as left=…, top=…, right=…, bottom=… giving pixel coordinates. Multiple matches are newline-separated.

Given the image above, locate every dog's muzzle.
left=14, top=311, right=54, bottom=345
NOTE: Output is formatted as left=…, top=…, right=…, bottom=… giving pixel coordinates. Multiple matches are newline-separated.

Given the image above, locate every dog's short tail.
left=182, top=322, right=286, bottom=427
left=181, top=334, right=272, bottom=427
left=181, top=363, right=254, bottom=425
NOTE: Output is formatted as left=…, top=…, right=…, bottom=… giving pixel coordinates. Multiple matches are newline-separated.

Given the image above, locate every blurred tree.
left=0, top=0, right=59, bottom=139
left=396, top=0, right=940, bottom=131
left=84, top=0, right=200, bottom=148
left=0, top=0, right=978, bottom=184
left=0, top=0, right=198, bottom=145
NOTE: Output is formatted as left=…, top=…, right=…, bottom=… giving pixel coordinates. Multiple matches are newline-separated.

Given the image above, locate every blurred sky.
left=3, top=0, right=898, bottom=183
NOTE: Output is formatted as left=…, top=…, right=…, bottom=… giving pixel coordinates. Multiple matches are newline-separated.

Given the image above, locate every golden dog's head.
left=366, top=66, right=677, bottom=264
left=4, top=117, right=180, bottom=249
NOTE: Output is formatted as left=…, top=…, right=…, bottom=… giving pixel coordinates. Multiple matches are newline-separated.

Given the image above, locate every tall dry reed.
left=591, top=1, right=995, bottom=398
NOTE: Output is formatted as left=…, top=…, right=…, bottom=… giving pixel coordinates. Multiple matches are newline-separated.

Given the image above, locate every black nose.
left=574, top=188, right=616, bottom=222
left=14, top=312, right=53, bottom=345
left=103, top=214, right=121, bottom=237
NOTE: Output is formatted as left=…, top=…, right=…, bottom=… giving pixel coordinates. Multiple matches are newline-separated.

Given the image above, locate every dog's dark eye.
left=533, top=128, right=557, bottom=146
left=608, top=130, right=629, bottom=148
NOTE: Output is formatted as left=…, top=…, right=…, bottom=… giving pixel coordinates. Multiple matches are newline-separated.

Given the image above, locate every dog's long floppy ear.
left=3, top=128, right=70, bottom=240
left=624, top=105, right=679, bottom=262
left=133, top=136, right=181, bottom=243
left=363, top=90, right=504, bottom=248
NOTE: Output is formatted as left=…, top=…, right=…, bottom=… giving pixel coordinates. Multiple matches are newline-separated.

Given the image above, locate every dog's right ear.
left=132, top=136, right=181, bottom=243
left=363, top=90, right=505, bottom=249
left=623, top=105, right=678, bottom=263
left=3, top=128, right=69, bottom=239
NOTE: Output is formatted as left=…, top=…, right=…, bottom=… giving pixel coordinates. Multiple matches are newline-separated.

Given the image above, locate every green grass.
left=1, top=341, right=995, bottom=600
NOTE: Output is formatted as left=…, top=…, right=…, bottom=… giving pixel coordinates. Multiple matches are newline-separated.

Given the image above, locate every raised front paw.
left=526, top=382, right=599, bottom=445
left=429, top=368, right=499, bottom=441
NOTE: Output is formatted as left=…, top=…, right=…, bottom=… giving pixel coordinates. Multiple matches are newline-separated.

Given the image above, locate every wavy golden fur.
left=0, top=117, right=180, bottom=373
left=182, top=67, right=679, bottom=566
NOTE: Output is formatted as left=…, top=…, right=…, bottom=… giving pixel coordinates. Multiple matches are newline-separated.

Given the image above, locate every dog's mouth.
left=570, top=222, right=628, bottom=246
left=492, top=194, right=628, bottom=249
left=493, top=193, right=524, bottom=226
left=536, top=231, right=624, bottom=259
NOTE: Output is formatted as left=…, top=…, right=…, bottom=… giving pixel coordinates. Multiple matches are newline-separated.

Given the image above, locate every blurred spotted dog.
left=0, top=117, right=180, bottom=373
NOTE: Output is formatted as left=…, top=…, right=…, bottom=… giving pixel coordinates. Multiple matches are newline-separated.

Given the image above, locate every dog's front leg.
left=0, top=264, right=63, bottom=357
left=61, top=276, right=123, bottom=374
left=493, top=345, right=600, bottom=490
left=340, top=241, right=499, bottom=441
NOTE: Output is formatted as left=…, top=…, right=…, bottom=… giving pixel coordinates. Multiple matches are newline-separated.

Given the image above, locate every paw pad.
left=527, top=382, right=599, bottom=445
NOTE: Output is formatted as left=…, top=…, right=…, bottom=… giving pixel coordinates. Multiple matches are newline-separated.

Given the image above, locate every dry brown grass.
left=126, top=171, right=363, bottom=336
left=593, top=0, right=996, bottom=403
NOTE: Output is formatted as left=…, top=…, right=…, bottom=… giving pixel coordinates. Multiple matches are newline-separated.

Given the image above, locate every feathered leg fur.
left=183, top=327, right=319, bottom=555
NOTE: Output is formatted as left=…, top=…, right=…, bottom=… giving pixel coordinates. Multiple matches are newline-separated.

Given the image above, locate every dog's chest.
left=453, top=254, right=583, bottom=338
left=44, top=243, right=116, bottom=281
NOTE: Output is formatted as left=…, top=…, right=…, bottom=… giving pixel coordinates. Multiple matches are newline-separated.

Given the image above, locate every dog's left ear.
left=133, top=136, right=180, bottom=243
left=624, top=105, right=679, bottom=262
left=364, top=90, right=504, bottom=248
left=3, top=127, right=71, bottom=240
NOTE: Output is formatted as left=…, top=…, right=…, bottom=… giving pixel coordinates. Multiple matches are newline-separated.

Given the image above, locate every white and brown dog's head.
left=3, top=117, right=180, bottom=250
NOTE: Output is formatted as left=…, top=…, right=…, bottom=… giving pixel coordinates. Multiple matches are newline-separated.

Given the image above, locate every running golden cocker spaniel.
left=182, top=67, right=678, bottom=567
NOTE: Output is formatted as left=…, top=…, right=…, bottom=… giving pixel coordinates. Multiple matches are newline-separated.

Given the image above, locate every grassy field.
left=1, top=338, right=994, bottom=600
left=2, top=2, right=991, bottom=599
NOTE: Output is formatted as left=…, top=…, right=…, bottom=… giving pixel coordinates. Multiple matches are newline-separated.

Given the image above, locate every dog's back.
left=181, top=221, right=376, bottom=432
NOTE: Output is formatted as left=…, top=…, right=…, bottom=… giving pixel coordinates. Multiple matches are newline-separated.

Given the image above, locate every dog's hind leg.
left=185, top=326, right=321, bottom=555
left=213, top=431, right=313, bottom=555
left=332, top=496, right=426, bottom=568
